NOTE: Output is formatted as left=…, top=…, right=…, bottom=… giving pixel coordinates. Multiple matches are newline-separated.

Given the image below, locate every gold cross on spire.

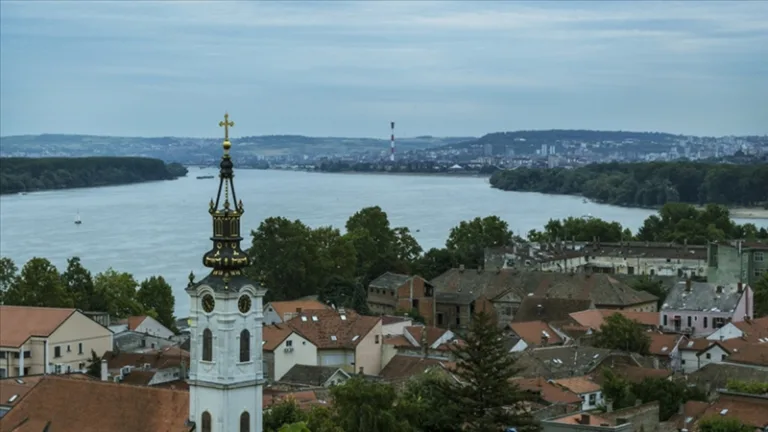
left=219, top=113, right=234, bottom=152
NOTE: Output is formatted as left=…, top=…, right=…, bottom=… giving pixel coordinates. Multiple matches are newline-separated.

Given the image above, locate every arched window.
left=202, top=411, right=212, bottom=432
left=240, top=411, right=250, bottom=432
left=202, top=328, right=213, bottom=362
left=239, top=329, right=250, bottom=362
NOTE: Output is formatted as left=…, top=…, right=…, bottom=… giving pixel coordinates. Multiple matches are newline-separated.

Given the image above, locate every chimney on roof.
left=738, top=282, right=743, bottom=293
left=100, top=359, right=108, bottom=381
left=685, top=279, right=692, bottom=292
left=541, top=333, right=549, bottom=346
left=536, top=304, right=543, bottom=317
left=580, top=414, right=591, bottom=425
left=459, top=264, right=465, bottom=273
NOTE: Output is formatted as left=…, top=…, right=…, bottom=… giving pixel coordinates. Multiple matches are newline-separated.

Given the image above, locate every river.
left=1, top=168, right=765, bottom=315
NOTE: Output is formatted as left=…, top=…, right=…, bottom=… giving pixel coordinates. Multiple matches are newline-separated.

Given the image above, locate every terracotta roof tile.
left=126, top=316, right=148, bottom=331
left=119, top=370, right=155, bottom=386
left=695, top=393, right=768, bottom=429
left=552, top=413, right=612, bottom=426
left=381, top=315, right=411, bottom=326
left=102, top=347, right=189, bottom=371
left=733, top=317, right=768, bottom=343
left=513, top=377, right=582, bottom=405
left=0, top=376, right=43, bottom=408
left=554, top=376, right=602, bottom=394
left=285, top=309, right=380, bottom=349
left=509, top=321, right=563, bottom=346
left=570, top=309, right=659, bottom=329
left=512, top=297, right=594, bottom=323
left=727, top=342, right=768, bottom=367
left=678, top=338, right=713, bottom=351
left=262, top=324, right=294, bottom=351
left=267, top=300, right=330, bottom=322
left=263, top=390, right=325, bottom=411
left=404, top=326, right=448, bottom=347
left=648, top=333, right=682, bottom=356
left=0, top=306, right=75, bottom=348
left=383, top=335, right=413, bottom=347
left=0, top=376, right=189, bottom=432
left=379, top=355, right=443, bottom=380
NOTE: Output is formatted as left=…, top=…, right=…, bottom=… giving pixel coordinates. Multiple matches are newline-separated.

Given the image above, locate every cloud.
left=0, top=1, right=766, bottom=137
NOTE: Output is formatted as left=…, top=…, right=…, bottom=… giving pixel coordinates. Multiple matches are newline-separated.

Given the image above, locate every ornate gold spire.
left=219, top=112, right=234, bottom=153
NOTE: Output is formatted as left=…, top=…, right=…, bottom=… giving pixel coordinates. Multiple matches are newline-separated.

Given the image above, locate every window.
left=0, top=368, right=6, bottom=378
left=240, top=329, right=250, bottom=362
left=240, top=411, right=250, bottom=432
left=706, top=353, right=711, bottom=359
left=703, top=317, right=708, bottom=328
left=713, top=317, right=726, bottom=329
left=375, top=335, right=380, bottom=344
left=755, top=252, right=765, bottom=262
left=437, top=313, right=444, bottom=326
left=202, top=329, right=213, bottom=362
left=286, top=340, right=293, bottom=347
left=67, top=345, right=71, bottom=353
left=54, top=346, right=61, bottom=358
left=78, top=343, right=83, bottom=354
left=663, top=315, right=668, bottom=326
left=412, top=299, right=420, bottom=310
left=681, top=359, right=686, bottom=365
left=201, top=412, right=212, bottom=432
left=687, top=316, right=692, bottom=327
left=589, top=393, right=596, bottom=405
left=721, top=354, right=727, bottom=361
left=141, top=339, right=146, bottom=348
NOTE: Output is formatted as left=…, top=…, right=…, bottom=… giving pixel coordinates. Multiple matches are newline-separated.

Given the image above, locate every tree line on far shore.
left=490, top=161, right=768, bottom=208
left=0, top=157, right=188, bottom=195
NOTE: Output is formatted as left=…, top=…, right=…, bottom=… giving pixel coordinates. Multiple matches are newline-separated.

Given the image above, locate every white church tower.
left=186, top=113, right=266, bottom=432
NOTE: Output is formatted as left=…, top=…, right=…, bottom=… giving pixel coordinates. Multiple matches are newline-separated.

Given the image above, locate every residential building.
left=569, top=309, right=659, bottom=331
left=686, top=362, right=768, bottom=391
left=646, top=333, right=685, bottom=370
left=285, top=308, right=383, bottom=375
left=554, top=376, right=603, bottom=411
left=581, top=241, right=707, bottom=277
left=0, top=306, right=113, bottom=378
left=263, top=299, right=331, bottom=325
left=110, top=315, right=174, bottom=339
left=513, top=377, right=582, bottom=407
left=706, top=316, right=768, bottom=343
left=679, top=390, right=768, bottom=432
left=508, top=321, right=566, bottom=352
left=381, top=325, right=463, bottom=365
left=542, top=412, right=633, bottom=432
left=367, top=272, right=437, bottom=325
left=278, top=364, right=351, bottom=388
left=659, top=280, right=754, bottom=337
left=113, top=330, right=178, bottom=353
left=100, top=346, right=189, bottom=386
left=512, top=297, right=594, bottom=325
left=0, top=375, right=189, bottom=431
left=262, top=324, right=317, bottom=381
left=514, top=346, right=658, bottom=380
left=707, top=240, right=768, bottom=287
left=378, top=355, right=453, bottom=387
left=381, top=315, right=413, bottom=336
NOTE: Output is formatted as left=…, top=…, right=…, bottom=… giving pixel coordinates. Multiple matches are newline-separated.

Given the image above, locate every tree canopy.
left=593, top=314, right=651, bottom=355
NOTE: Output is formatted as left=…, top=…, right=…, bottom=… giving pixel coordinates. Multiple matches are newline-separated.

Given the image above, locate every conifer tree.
left=438, top=311, right=539, bottom=432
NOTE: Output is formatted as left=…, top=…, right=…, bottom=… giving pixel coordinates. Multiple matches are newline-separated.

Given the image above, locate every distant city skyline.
left=1, top=1, right=767, bottom=138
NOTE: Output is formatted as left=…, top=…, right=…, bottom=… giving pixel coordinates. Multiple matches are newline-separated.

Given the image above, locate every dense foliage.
left=593, top=314, right=651, bottom=354
left=697, top=416, right=754, bottom=432
left=490, top=162, right=768, bottom=208
left=601, top=371, right=707, bottom=421
left=528, top=203, right=768, bottom=245
left=0, top=256, right=176, bottom=329
left=726, top=379, right=768, bottom=395
left=0, top=157, right=188, bottom=194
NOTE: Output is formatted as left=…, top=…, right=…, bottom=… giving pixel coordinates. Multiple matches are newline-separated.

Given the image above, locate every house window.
left=687, top=316, right=692, bottom=327
left=202, top=329, right=213, bottom=362
left=0, top=368, right=6, bottom=378
left=412, top=299, right=420, bottom=310
left=755, top=252, right=765, bottom=262
left=78, top=343, right=83, bottom=354
left=713, top=318, right=726, bottom=329
left=67, top=345, right=71, bottom=353
left=589, top=393, right=596, bottom=405
left=663, top=315, right=668, bottom=326
left=437, top=313, right=444, bottom=326
left=703, top=317, right=708, bottom=328
left=54, top=346, right=61, bottom=358
left=240, top=411, right=250, bottom=432
left=240, top=329, right=250, bottom=362
left=706, top=353, right=711, bottom=359
left=201, top=412, right=212, bottom=432
left=721, top=354, right=727, bottom=361
left=286, top=340, right=293, bottom=347
left=375, top=335, right=380, bottom=344
left=681, top=359, right=686, bottom=365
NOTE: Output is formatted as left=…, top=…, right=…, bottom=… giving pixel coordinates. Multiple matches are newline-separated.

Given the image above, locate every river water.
left=1, top=168, right=765, bottom=314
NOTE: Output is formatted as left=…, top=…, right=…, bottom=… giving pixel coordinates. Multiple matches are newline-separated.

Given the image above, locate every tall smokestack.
left=390, top=121, right=395, bottom=162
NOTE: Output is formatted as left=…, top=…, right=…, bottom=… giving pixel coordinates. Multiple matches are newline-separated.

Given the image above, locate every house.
left=725, top=341, right=768, bottom=367
left=110, top=316, right=174, bottom=339
left=554, top=376, right=604, bottom=411
left=278, top=364, right=351, bottom=388
left=513, top=377, right=582, bottom=407
left=707, top=240, right=768, bottom=287
left=262, top=323, right=317, bottom=381
left=0, top=375, right=44, bottom=419
left=381, top=315, right=413, bottom=336
left=647, top=332, right=685, bottom=370
left=514, top=346, right=658, bottom=380
left=678, top=338, right=715, bottom=373
left=379, top=355, right=447, bottom=383
left=285, top=308, right=383, bottom=375
left=381, top=325, right=463, bottom=365
left=100, top=346, right=189, bottom=386
left=0, top=375, right=189, bottom=432
left=0, top=306, right=113, bottom=378
left=542, top=412, right=633, bottom=432
left=113, top=330, right=178, bottom=353
left=686, top=362, right=768, bottom=392
left=581, top=241, right=707, bottom=278
left=512, top=297, right=594, bottom=324
left=263, top=299, right=331, bottom=325
left=367, top=272, right=437, bottom=324
left=706, top=316, right=768, bottom=343
left=508, top=321, right=566, bottom=352
left=683, top=390, right=768, bottom=432
left=659, top=280, right=753, bottom=337
left=569, top=309, right=660, bottom=331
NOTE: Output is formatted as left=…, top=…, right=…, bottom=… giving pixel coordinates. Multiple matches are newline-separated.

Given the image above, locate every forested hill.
left=0, top=157, right=188, bottom=195
left=489, top=161, right=768, bottom=208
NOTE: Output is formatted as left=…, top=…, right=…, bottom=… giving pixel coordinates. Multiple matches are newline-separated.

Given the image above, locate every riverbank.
left=278, top=168, right=492, bottom=178
left=720, top=207, right=768, bottom=220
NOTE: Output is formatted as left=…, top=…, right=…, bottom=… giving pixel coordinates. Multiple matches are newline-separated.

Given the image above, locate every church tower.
left=186, top=113, right=266, bottom=432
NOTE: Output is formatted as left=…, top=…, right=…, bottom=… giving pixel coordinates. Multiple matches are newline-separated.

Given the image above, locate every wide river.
left=1, top=168, right=765, bottom=315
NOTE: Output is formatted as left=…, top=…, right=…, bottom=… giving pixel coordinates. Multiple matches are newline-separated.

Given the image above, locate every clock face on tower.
left=238, top=294, right=252, bottom=313
left=202, top=294, right=215, bottom=313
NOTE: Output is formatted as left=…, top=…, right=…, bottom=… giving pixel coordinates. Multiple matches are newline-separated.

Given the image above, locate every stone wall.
left=603, top=401, right=661, bottom=432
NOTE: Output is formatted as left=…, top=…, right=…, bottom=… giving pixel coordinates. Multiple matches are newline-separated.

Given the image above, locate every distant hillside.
left=0, top=134, right=474, bottom=163
left=437, top=129, right=683, bottom=153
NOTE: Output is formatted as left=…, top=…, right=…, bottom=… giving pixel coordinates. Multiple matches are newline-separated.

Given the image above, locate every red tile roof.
left=648, top=333, right=682, bottom=356
left=0, top=376, right=44, bottom=408
left=733, top=317, right=768, bottom=343
left=127, top=316, right=149, bottom=331
left=555, top=376, right=601, bottom=394
left=509, top=321, right=563, bottom=346
left=404, top=326, right=448, bottom=347
left=262, top=324, right=294, bottom=352
left=727, top=342, right=768, bottom=367
left=379, top=355, right=444, bottom=380
left=285, top=309, right=380, bottom=349
left=0, top=306, right=75, bottom=348
left=513, top=377, right=582, bottom=405
left=695, top=393, right=768, bottom=429
left=569, top=309, right=659, bottom=329
left=102, top=347, right=189, bottom=371
left=0, top=376, right=189, bottom=432
left=268, top=300, right=330, bottom=322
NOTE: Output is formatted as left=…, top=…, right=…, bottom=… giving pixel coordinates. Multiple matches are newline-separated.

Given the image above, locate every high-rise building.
left=186, top=113, right=266, bottom=432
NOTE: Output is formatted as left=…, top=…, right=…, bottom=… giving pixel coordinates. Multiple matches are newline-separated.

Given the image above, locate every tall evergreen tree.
left=438, top=311, right=539, bottom=432
left=61, top=257, right=96, bottom=310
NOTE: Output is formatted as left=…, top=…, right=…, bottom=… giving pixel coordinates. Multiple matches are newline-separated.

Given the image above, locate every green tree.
left=393, top=308, right=426, bottom=324
left=600, top=369, right=635, bottom=409
left=446, top=216, right=513, bottom=268
left=630, top=276, right=665, bottom=309
left=86, top=349, right=102, bottom=378
left=753, top=272, right=768, bottom=318
left=631, top=378, right=706, bottom=421
left=413, top=247, right=459, bottom=280
left=698, top=416, right=754, bottom=432
left=0, top=257, right=18, bottom=304
left=345, top=206, right=412, bottom=284
left=437, top=312, right=539, bottom=432
left=594, top=314, right=651, bottom=355
left=726, top=379, right=768, bottom=395
left=305, top=406, right=343, bottom=432
left=137, top=276, right=176, bottom=331
left=264, top=399, right=307, bottom=432
left=328, top=376, right=413, bottom=432
left=61, top=257, right=96, bottom=310
left=4, top=257, right=72, bottom=307
left=311, top=226, right=358, bottom=291
left=318, top=276, right=369, bottom=315
left=278, top=423, right=311, bottom=432
left=93, top=268, right=144, bottom=318
left=399, top=368, right=463, bottom=432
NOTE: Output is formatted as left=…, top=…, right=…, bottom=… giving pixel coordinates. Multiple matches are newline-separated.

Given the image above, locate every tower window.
left=202, top=411, right=212, bottom=432
left=240, top=411, right=250, bottom=432
left=202, top=329, right=213, bottom=362
left=240, top=329, right=250, bottom=362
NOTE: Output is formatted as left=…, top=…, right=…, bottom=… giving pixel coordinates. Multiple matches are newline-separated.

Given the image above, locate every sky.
left=1, top=1, right=767, bottom=138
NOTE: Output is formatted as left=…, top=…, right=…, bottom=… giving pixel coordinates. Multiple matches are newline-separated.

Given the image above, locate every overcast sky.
left=1, top=1, right=766, bottom=138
